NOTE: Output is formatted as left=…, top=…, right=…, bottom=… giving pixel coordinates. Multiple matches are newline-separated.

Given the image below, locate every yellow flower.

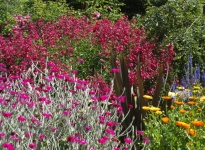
left=143, top=95, right=153, bottom=100
left=162, top=117, right=169, bottom=124
left=142, top=106, right=150, bottom=111
left=200, top=96, right=205, bottom=102
left=149, top=106, right=161, bottom=112
left=168, top=92, right=176, bottom=97
left=155, top=111, right=162, bottom=115
left=176, top=121, right=190, bottom=129
left=193, top=90, right=200, bottom=93
left=170, top=105, right=175, bottom=109
left=177, top=86, right=184, bottom=90
left=193, top=86, right=200, bottom=90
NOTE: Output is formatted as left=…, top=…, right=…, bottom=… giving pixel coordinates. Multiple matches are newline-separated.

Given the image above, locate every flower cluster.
left=0, top=62, right=136, bottom=149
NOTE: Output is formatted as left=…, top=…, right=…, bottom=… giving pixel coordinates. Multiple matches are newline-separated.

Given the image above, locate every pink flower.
left=137, top=130, right=144, bottom=135
left=143, top=137, right=150, bottom=144
left=110, top=68, right=120, bottom=73
left=85, top=126, right=92, bottom=131
left=0, top=132, right=5, bottom=139
left=39, top=134, right=45, bottom=140
left=106, top=121, right=115, bottom=127
left=124, top=137, right=132, bottom=144
left=67, top=135, right=76, bottom=143
left=29, top=143, right=36, bottom=149
left=77, top=58, right=85, bottom=63
left=113, top=147, right=120, bottom=150
left=105, top=129, right=115, bottom=135
left=93, top=12, right=100, bottom=18
left=2, top=112, right=12, bottom=118
left=42, top=113, right=52, bottom=118
left=18, top=116, right=26, bottom=122
left=98, top=136, right=109, bottom=144
left=25, top=132, right=32, bottom=138
left=2, top=142, right=15, bottom=150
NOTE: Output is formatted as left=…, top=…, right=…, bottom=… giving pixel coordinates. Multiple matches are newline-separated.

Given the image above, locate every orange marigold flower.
left=187, top=101, right=197, bottom=105
left=162, top=117, right=169, bottom=124
left=180, top=109, right=186, bottom=114
left=187, top=129, right=197, bottom=136
left=142, top=106, right=150, bottom=111
left=162, top=96, right=172, bottom=100
left=176, top=121, right=190, bottom=129
left=174, top=101, right=184, bottom=105
left=191, top=120, right=204, bottom=127
left=170, top=105, right=175, bottom=109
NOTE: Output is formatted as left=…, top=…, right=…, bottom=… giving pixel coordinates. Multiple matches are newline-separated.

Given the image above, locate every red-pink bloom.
left=2, top=112, right=12, bottom=118
left=105, top=129, right=115, bottom=135
left=25, top=132, right=32, bottom=138
left=113, top=147, right=120, bottom=150
left=106, top=121, right=115, bottom=127
left=42, top=113, right=52, bottom=118
left=0, top=132, right=5, bottom=139
left=85, top=126, right=92, bottom=131
left=110, top=68, right=120, bottom=73
left=39, top=134, right=45, bottom=140
left=18, top=116, right=26, bottom=122
left=124, top=137, right=132, bottom=144
left=127, top=104, right=133, bottom=109
left=93, top=12, right=100, bottom=18
left=143, top=137, right=150, bottom=144
left=67, top=135, right=76, bottom=143
left=98, top=136, right=109, bottom=144
left=29, top=143, right=36, bottom=149
left=2, top=142, right=15, bottom=150
left=137, top=130, right=144, bottom=135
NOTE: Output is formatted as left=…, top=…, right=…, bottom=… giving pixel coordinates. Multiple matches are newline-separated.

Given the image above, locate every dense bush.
left=136, top=0, right=205, bottom=80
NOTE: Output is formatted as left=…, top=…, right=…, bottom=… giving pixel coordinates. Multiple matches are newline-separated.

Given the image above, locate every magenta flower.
left=39, top=134, right=45, bottom=140
left=106, top=121, right=115, bottom=127
left=105, top=129, right=115, bottom=135
left=2, top=112, right=12, bottom=118
left=0, top=132, right=5, bottom=139
left=110, top=68, right=120, bottom=73
left=2, top=142, right=15, bottom=150
left=85, top=126, right=92, bottom=131
left=124, top=137, right=132, bottom=144
left=93, top=12, right=100, bottom=18
left=143, top=137, right=150, bottom=144
left=77, top=58, right=85, bottom=63
left=67, top=135, right=76, bottom=143
left=29, top=143, right=36, bottom=149
left=42, top=113, right=52, bottom=119
left=113, top=147, right=120, bottom=150
left=79, top=139, right=87, bottom=145
left=18, top=116, right=26, bottom=122
left=98, top=136, right=109, bottom=144
left=25, top=132, right=32, bottom=138
left=38, top=97, right=46, bottom=102
left=137, top=130, right=144, bottom=135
